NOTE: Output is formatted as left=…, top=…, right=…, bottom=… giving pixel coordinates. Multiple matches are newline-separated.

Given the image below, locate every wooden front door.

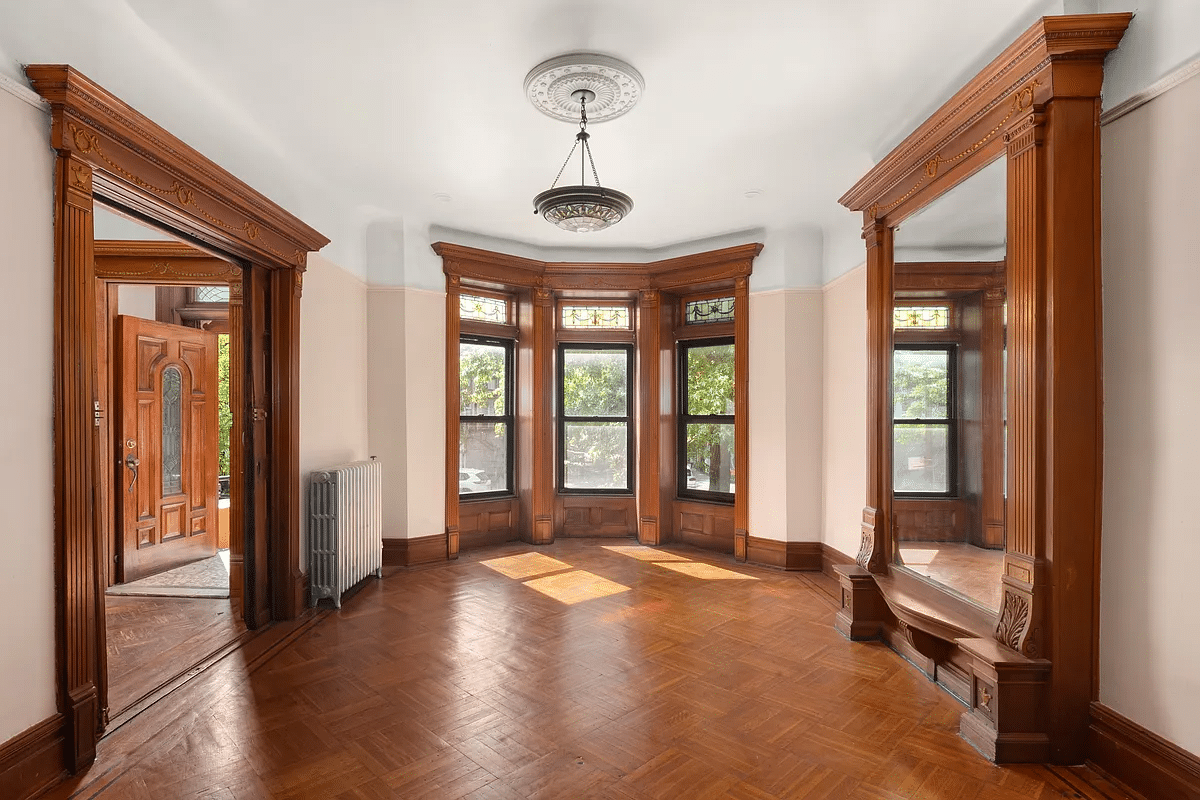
left=115, top=316, right=219, bottom=583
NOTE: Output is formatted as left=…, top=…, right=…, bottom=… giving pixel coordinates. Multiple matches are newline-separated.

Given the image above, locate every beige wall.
left=116, top=283, right=157, bottom=321
left=367, top=289, right=408, bottom=538
left=299, top=253, right=371, bottom=569
left=1099, top=68, right=1200, bottom=755
left=366, top=287, right=445, bottom=540
left=748, top=292, right=789, bottom=538
left=820, top=264, right=867, bottom=560
left=403, top=289, right=446, bottom=538
left=748, top=289, right=824, bottom=542
left=0, top=84, right=57, bottom=741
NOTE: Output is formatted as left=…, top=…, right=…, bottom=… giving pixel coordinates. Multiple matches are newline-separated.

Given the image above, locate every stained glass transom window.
left=560, top=305, right=631, bottom=330
left=684, top=297, right=735, bottom=325
left=162, top=366, right=183, bottom=496
left=460, top=294, right=508, bottom=324
left=894, top=306, right=950, bottom=329
left=194, top=286, right=230, bottom=303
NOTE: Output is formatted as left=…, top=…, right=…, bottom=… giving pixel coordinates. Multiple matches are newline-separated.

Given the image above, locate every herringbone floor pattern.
left=106, top=595, right=245, bottom=715
left=55, top=541, right=1135, bottom=799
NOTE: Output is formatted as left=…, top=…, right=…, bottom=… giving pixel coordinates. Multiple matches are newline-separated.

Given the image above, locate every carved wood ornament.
left=25, top=64, right=328, bottom=772
left=835, top=14, right=1131, bottom=765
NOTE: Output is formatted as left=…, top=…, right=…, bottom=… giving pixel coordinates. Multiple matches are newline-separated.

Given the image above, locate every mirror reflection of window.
left=891, top=157, right=1006, bottom=613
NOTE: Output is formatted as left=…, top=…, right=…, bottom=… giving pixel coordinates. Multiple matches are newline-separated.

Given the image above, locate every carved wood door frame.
left=26, top=65, right=328, bottom=772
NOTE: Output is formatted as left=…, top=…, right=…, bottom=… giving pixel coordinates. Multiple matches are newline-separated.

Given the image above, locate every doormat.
left=106, top=550, right=230, bottom=599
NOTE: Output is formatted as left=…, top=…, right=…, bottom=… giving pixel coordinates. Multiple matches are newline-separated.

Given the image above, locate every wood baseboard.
left=0, top=714, right=66, bottom=800
left=1088, top=701, right=1200, bottom=799
left=820, top=544, right=856, bottom=580
left=744, top=538, right=824, bottom=571
left=382, top=534, right=448, bottom=567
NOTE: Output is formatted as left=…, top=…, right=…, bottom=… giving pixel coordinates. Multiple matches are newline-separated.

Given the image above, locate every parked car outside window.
left=459, top=468, right=492, bottom=494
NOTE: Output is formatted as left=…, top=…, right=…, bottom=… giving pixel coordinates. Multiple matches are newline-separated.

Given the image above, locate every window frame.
left=892, top=342, right=957, bottom=498
left=556, top=341, right=635, bottom=495
left=458, top=333, right=515, bottom=501
left=677, top=336, right=736, bottom=504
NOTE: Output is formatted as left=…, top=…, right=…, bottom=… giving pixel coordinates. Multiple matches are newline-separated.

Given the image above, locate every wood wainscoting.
left=459, top=498, right=521, bottom=551
left=559, top=496, right=637, bottom=538
left=893, top=498, right=968, bottom=542
left=1088, top=702, right=1200, bottom=799
left=0, top=714, right=66, bottom=800
left=673, top=499, right=734, bottom=552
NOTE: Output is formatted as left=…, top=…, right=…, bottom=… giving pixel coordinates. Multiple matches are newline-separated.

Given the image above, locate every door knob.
left=124, top=453, right=140, bottom=494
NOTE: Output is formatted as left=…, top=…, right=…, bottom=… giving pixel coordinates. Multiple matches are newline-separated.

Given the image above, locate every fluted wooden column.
left=732, top=277, right=750, bottom=561
left=1002, top=93, right=1105, bottom=764
left=228, top=276, right=245, bottom=612
left=53, top=152, right=100, bottom=769
left=444, top=276, right=461, bottom=558
left=270, top=266, right=304, bottom=619
left=636, top=289, right=662, bottom=546
left=530, top=287, right=555, bottom=544
left=860, top=221, right=893, bottom=573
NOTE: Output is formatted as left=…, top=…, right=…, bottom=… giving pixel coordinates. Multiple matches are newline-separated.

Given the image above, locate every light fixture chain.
left=582, top=138, right=603, bottom=190
left=548, top=138, right=580, bottom=190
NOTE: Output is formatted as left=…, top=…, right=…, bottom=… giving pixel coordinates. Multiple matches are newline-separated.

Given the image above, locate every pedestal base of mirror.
left=834, top=565, right=888, bottom=640
left=957, top=636, right=1051, bottom=763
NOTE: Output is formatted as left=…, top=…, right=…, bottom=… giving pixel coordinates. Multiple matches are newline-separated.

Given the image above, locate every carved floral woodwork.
left=835, top=14, right=1131, bottom=764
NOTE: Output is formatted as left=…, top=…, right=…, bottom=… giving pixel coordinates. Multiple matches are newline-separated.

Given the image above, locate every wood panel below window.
left=558, top=496, right=637, bottom=538
left=672, top=499, right=735, bottom=552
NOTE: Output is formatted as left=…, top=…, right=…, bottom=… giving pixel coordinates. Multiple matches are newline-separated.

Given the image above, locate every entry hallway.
left=50, top=541, right=1130, bottom=799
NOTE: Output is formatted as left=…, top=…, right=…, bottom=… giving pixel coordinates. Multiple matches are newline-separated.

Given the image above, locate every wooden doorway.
left=114, top=316, right=219, bottom=583
left=27, top=65, right=328, bottom=772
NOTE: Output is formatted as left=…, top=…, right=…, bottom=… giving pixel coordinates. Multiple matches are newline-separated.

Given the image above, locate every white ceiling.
left=0, top=0, right=1065, bottom=279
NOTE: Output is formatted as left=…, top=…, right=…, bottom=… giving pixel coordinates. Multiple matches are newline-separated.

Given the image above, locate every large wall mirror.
left=891, top=157, right=1006, bottom=614
left=833, top=14, right=1132, bottom=765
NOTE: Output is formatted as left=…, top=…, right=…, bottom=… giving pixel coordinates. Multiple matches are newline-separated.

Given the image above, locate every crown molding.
left=0, top=71, right=46, bottom=110
left=1101, top=54, right=1200, bottom=126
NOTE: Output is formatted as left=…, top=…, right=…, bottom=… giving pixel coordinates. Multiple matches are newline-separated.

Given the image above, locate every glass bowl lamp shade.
left=533, top=185, right=634, bottom=233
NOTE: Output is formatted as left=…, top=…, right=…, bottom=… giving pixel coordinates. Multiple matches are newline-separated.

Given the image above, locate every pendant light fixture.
left=524, top=52, right=644, bottom=234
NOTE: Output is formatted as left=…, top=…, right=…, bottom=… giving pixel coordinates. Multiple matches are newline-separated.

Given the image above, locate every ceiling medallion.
left=528, top=53, right=641, bottom=233
left=524, top=52, right=645, bottom=123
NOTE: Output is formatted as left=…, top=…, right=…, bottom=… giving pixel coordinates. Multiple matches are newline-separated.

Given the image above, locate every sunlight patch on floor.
left=653, top=561, right=759, bottom=581
left=601, top=545, right=691, bottom=562
left=523, top=570, right=631, bottom=604
left=480, top=552, right=573, bottom=580
left=897, top=548, right=939, bottom=567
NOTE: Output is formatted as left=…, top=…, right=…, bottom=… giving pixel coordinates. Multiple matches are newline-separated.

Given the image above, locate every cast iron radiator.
left=308, top=458, right=383, bottom=607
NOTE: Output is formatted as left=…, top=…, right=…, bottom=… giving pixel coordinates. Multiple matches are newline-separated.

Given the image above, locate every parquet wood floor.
left=53, top=541, right=1138, bottom=799
left=105, top=595, right=246, bottom=716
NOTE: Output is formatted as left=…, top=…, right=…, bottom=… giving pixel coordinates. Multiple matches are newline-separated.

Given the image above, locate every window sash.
left=678, top=337, right=736, bottom=502
left=459, top=334, right=514, bottom=499
left=558, top=343, right=634, bottom=494
left=892, top=343, right=956, bottom=496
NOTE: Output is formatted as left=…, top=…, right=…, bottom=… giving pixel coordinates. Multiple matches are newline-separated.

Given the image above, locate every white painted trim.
left=748, top=287, right=824, bottom=299
left=367, top=285, right=445, bottom=299
left=1102, top=55, right=1200, bottom=127
left=0, top=72, right=46, bottom=111
left=822, top=263, right=866, bottom=294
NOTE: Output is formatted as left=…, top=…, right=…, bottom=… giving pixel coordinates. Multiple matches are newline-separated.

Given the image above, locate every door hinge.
left=93, top=400, right=103, bottom=427
left=252, top=407, right=268, bottom=422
